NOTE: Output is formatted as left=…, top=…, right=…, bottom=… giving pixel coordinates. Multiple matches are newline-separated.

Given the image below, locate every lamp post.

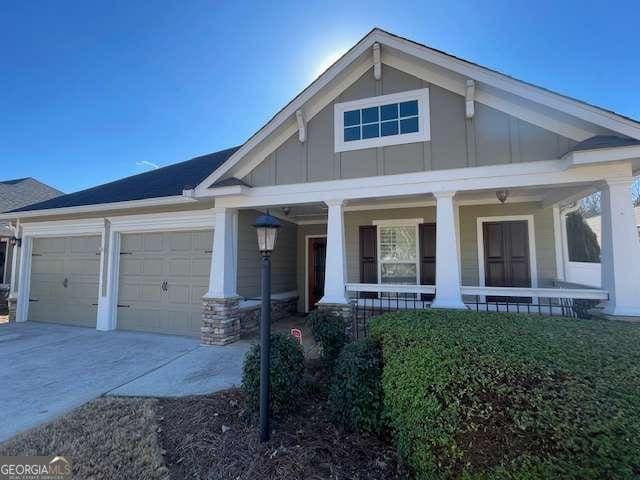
left=253, top=211, right=281, bottom=443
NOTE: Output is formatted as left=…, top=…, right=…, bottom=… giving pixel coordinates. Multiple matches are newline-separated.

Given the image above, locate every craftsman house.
left=2, top=29, right=640, bottom=344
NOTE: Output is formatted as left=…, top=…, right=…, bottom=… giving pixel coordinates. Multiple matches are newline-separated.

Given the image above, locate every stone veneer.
left=201, top=295, right=299, bottom=345
left=237, top=296, right=299, bottom=337
left=201, top=296, right=242, bottom=345
left=7, top=296, right=17, bottom=323
left=316, top=302, right=355, bottom=338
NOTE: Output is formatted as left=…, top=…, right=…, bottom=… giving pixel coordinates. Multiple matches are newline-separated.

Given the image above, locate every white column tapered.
left=431, top=191, right=466, bottom=309
left=206, top=208, right=238, bottom=299
left=318, top=199, right=349, bottom=305
left=599, top=178, right=640, bottom=316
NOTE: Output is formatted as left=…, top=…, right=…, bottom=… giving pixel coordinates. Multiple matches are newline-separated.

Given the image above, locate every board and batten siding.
left=296, top=202, right=558, bottom=310
left=237, top=210, right=297, bottom=299
left=244, top=66, right=576, bottom=187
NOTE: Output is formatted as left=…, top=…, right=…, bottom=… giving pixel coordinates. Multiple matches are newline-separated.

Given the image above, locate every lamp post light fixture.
left=253, top=211, right=281, bottom=443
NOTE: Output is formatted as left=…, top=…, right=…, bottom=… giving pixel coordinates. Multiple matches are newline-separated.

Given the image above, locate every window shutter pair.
left=358, top=223, right=436, bottom=300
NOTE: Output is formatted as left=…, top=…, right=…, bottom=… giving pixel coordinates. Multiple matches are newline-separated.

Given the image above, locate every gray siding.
left=244, top=66, right=576, bottom=187
left=237, top=210, right=297, bottom=299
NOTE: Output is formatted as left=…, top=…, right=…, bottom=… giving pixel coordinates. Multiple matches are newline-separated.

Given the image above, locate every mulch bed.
left=157, top=361, right=407, bottom=480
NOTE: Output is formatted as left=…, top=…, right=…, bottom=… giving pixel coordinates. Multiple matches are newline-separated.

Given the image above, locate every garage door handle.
left=161, top=280, right=168, bottom=292
left=29, top=298, right=39, bottom=302
left=117, top=304, right=130, bottom=308
left=62, top=278, right=69, bottom=288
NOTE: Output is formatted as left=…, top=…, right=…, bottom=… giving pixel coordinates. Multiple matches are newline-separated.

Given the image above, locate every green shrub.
left=307, top=309, right=348, bottom=368
left=329, top=338, right=384, bottom=433
left=241, top=333, right=305, bottom=416
left=370, top=310, right=640, bottom=479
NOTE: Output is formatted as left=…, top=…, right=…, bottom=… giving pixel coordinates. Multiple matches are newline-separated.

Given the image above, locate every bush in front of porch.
left=370, top=310, right=640, bottom=480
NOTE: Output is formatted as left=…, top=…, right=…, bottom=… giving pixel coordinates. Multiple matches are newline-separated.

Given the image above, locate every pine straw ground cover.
left=0, top=361, right=404, bottom=480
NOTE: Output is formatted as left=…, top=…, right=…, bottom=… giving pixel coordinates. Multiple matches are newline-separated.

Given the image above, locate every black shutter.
left=359, top=225, right=378, bottom=299
left=419, top=223, right=436, bottom=301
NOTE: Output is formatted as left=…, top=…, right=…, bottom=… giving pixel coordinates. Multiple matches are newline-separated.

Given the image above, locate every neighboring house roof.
left=568, top=135, right=640, bottom=153
left=10, top=147, right=239, bottom=213
left=0, top=178, right=62, bottom=234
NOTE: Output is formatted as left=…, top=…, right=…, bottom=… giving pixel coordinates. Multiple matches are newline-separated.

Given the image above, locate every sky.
left=1, top=0, right=639, bottom=194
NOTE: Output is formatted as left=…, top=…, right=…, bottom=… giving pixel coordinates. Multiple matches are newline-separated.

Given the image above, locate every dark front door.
left=307, top=237, right=327, bottom=310
left=419, top=223, right=436, bottom=301
left=483, top=221, right=531, bottom=302
left=0, top=241, right=6, bottom=284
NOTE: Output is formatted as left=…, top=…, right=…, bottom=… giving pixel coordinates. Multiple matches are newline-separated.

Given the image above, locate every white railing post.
left=432, top=191, right=466, bottom=309
left=599, top=178, right=640, bottom=316
left=318, top=199, right=349, bottom=305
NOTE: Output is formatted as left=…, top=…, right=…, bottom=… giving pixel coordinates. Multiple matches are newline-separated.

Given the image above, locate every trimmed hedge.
left=241, top=333, right=305, bottom=416
left=370, top=310, right=640, bottom=479
left=307, top=309, right=348, bottom=369
left=329, top=339, right=384, bottom=433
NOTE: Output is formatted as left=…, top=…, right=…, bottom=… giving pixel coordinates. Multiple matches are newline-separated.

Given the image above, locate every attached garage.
left=28, top=235, right=101, bottom=327
left=117, top=230, right=212, bottom=337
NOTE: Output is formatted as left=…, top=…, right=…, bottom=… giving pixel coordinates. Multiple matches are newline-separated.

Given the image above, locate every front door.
left=0, top=241, right=6, bottom=284
left=483, top=221, right=531, bottom=302
left=307, top=237, right=326, bottom=310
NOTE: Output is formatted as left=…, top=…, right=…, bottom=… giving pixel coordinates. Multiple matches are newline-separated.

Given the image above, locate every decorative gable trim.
left=194, top=28, right=640, bottom=195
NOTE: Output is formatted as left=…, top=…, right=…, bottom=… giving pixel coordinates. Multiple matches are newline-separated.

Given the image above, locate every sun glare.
left=312, top=48, right=348, bottom=80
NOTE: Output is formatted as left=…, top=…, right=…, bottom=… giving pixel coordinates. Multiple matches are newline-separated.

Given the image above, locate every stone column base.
left=7, top=297, right=17, bottom=323
left=202, top=296, right=241, bottom=345
left=317, top=302, right=355, bottom=338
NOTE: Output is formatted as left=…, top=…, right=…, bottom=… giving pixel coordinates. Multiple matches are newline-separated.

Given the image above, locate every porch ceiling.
left=266, top=182, right=601, bottom=224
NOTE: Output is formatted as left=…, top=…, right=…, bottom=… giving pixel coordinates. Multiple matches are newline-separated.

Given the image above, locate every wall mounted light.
left=496, top=190, right=509, bottom=204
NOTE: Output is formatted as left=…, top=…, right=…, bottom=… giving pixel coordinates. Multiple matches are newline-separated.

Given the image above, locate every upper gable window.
left=334, top=88, right=430, bottom=152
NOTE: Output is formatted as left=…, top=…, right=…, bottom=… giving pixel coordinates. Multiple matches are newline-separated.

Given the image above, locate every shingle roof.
left=568, top=135, right=640, bottom=153
left=11, top=147, right=240, bottom=213
left=0, top=177, right=63, bottom=213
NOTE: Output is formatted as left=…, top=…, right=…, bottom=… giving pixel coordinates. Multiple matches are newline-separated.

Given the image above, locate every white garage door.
left=28, top=236, right=101, bottom=327
left=117, top=230, right=212, bottom=337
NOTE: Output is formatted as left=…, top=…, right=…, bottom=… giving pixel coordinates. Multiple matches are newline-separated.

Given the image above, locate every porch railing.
left=346, top=283, right=609, bottom=339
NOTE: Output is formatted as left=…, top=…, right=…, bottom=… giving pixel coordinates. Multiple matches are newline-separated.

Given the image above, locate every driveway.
left=0, top=322, right=250, bottom=442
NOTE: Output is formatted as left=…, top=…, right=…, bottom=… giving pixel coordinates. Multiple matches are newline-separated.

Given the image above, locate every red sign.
left=290, top=328, right=303, bottom=344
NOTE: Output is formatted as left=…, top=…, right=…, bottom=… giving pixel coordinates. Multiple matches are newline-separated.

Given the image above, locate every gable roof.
left=11, top=147, right=239, bottom=213
left=0, top=177, right=62, bottom=213
left=194, top=28, right=640, bottom=192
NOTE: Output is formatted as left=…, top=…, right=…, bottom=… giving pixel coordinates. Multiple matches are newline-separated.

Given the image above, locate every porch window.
left=334, top=88, right=430, bottom=152
left=375, top=221, right=420, bottom=286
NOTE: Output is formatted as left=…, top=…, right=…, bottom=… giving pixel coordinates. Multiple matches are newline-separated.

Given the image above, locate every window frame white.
left=373, top=218, right=423, bottom=287
left=334, top=88, right=431, bottom=152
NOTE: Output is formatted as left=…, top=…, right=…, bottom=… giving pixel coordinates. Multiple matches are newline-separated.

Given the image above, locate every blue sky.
left=1, top=0, right=639, bottom=194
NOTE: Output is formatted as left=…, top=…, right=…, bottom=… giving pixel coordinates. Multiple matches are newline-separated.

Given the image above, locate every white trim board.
left=304, top=234, right=327, bottom=313
left=476, top=215, right=539, bottom=302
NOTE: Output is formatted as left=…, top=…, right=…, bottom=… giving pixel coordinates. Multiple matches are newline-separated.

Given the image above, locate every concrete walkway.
left=0, top=322, right=250, bottom=442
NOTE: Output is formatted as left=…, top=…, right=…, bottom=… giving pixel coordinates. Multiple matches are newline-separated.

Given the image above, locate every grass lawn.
left=0, top=361, right=404, bottom=480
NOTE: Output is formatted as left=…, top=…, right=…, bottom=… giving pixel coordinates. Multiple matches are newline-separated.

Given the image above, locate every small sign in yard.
left=290, top=328, right=303, bottom=344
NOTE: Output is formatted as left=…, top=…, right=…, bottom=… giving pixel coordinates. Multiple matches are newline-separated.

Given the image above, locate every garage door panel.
left=167, top=258, right=191, bottom=276
left=70, top=236, right=101, bottom=253
left=29, top=235, right=100, bottom=327
left=168, top=232, right=193, bottom=252
left=193, top=231, right=213, bottom=251
left=143, top=233, right=165, bottom=252
left=117, top=230, right=212, bottom=337
left=121, top=234, right=143, bottom=252
left=31, top=258, right=64, bottom=274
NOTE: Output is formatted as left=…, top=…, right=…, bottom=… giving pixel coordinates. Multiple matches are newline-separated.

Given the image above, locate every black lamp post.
left=253, top=211, right=281, bottom=442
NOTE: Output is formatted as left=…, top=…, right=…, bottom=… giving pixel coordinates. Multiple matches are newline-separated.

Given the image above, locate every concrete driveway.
left=0, top=322, right=250, bottom=442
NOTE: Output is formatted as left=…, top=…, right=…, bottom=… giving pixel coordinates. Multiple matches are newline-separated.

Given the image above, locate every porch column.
left=15, top=235, right=32, bottom=323
left=432, top=191, right=466, bottom=309
left=7, top=225, right=20, bottom=322
left=202, top=207, right=240, bottom=345
left=318, top=199, right=349, bottom=306
left=599, top=178, right=640, bottom=317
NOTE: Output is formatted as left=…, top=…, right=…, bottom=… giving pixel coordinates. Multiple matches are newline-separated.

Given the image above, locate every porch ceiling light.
left=9, top=236, right=21, bottom=247
left=496, top=189, right=509, bottom=204
left=254, top=211, right=281, bottom=255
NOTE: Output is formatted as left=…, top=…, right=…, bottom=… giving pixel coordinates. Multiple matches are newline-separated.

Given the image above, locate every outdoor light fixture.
left=9, top=236, right=21, bottom=247
left=255, top=211, right=281, bottom=255
left=282, top=206, right=291, bottom=217
left=496, top=189, right=509, bottom=204
left=253, top=211, right=281, bottom=442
